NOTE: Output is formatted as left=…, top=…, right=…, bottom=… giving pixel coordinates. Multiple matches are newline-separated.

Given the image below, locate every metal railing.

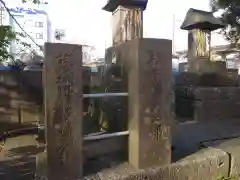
left=83, top=92, right=128, bottom=98
left=38, top=92, right=129, bottom=141
left=84, top=131, right=129, bottom=141
left=83, top=92, right=129, bottom=140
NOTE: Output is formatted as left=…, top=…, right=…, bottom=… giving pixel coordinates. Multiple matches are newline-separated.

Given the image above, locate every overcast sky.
left=8, top=0, right=229, bottom=57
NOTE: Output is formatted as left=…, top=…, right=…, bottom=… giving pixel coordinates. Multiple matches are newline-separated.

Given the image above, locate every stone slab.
left=188, top=60, right=227, bottom=74
left=175, top=72, right=238, bottom=87
left=202, top=137, right=240, bottom=178
left=193, top=87, right=240, bottom=101
left=175, top=72, right=199, bottom=86
left=82, top=148, right=229, bottom=180
left=172, top=120, right=240, bottom=161
left=44, top=43, right=83, bottom=179
left=194, top=100, right=240, bottom=121
left=84, top=136, right=127, bottom=159
left=35, top=151, right=47, bottom=180
left=116, top=39, right=173, bottom=169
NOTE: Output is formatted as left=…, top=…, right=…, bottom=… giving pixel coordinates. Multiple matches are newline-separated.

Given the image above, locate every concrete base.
left=82, top=148, right=229, bottom=180
left=172, top=120, right=240, bottom=161
left=35, top=151, right=47, bottom=180
left=81, top=120, right=240, bottom=180
left=202, top=138, right=240, bottom=178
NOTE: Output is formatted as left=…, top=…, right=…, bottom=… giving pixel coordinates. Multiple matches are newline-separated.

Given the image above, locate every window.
left=35, top=22, right=43, bottom=27
left=91, top=67, right=98, bottom=72
left=36, top=33, right=43, bottom=39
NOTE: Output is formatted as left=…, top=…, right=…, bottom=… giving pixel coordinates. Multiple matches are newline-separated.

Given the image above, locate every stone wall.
left=0, top=70, right=41, bottom=126
left=175, top=66, right=240, bottom=122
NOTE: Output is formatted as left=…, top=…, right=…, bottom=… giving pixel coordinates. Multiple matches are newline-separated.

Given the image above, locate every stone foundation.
left=175, top=86, right=240, bottom=121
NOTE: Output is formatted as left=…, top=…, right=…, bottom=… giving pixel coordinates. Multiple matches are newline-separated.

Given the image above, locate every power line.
left=0, top=0, right=42, bottom=50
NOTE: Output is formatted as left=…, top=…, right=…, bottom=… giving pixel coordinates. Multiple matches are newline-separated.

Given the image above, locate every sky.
left=7, top=0, right=229, bottom=57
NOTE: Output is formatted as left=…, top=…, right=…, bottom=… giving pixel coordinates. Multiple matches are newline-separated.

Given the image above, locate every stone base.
left=175, top=71, right=239, bottom=86
left=193, top=87, right=240, bottom=121
left=202, top=137, right=240, bottom=178
left=188, top=60, right=227, bottom=74
left=82, top=148, right=229, bottom=180
left=35, top=151, right=48, bottom=180
left=175, top=87, right=240, bottom=121
left=194, top=100, right=240, bottom=121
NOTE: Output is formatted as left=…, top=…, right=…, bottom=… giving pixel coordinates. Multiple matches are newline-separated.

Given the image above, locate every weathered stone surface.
left=117, top=39, right=173, bottom=169
left=202, top=138, right=240, bottom=178
left=188, top=60, right=227, bottom=74
left=83, top=148, right=229, bottom=180
left=187, top=29, right=210, bottom=62
left=20, top=107, right=41, bottom=123
left=35, top=150, right=47, bottom=180
left=112, top=6, right=143, bottom=45
left=194, top=100, right=239, bottom=121
left=193, top=87, right=240, bottom=101
left=172, top=120, right=240, bottom=155
left=175, top=73, right=199, bottom=86
left=96, top=163, right=136, bottom=180
left=84, top=136, right=127, bottom=159
left=0, top=70, right=19, bottom=87
left=175, top=87, right=240, bottom=121
left=123, top=148, right=229, bottom=180
left=175, top=73, right=238, bottom=86
left=44, top=43, right=83, bottom=179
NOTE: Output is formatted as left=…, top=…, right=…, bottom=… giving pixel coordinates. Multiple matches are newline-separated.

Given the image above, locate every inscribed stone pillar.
left=35, top=64, right=47, bottom=180
left=126, top=39, right=173, bottom=169
left=44, top=43, right=83, bottom=179
left=188, top=29, right=210, bottom=60
left=112, top=6, right=143, bottom=45
left=187, top=29, right=212, bottom=72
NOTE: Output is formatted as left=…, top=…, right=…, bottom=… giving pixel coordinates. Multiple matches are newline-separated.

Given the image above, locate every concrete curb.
left=202, top=137, right=240, bottom=179
left=84, top=148, right=230, bottom=180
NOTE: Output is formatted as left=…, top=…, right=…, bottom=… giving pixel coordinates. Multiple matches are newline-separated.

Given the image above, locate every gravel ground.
left=0, top=135, right=39, bottom=180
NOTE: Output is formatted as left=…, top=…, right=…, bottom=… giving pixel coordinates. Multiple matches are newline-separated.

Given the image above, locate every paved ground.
left=0, top=135, right=39, bottom=180
left=0, top=120, right=240, bottom=179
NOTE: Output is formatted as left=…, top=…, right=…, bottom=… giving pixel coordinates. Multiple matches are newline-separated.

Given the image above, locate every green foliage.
left=211, top=0, right=240, bottom=45
left=0, top=26, right=31, bottom=63
left=22, top=0, right=41, bottom=4
left=0, top=26, right=16, bottom=62
left=0, top=0, right=39, bottom=63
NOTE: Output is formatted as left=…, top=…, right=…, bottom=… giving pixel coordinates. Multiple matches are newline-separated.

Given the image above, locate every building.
left=0, top=1, right=51, bottom=58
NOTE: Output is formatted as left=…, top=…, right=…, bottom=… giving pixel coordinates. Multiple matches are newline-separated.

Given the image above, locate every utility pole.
left=0, top=4, right=4, bottom=25
left=172, top=14, right=183, bottom=54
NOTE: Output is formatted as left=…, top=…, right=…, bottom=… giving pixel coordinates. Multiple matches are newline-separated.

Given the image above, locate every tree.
left=0, top=26, right=16, bottom=62
left=0, top=0, right=40, bottom=63
left=0, top=25, right=31, bottom=63
left=211, top=0, right=240, bottom=45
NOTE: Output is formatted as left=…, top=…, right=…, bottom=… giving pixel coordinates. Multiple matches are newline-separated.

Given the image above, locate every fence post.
left=128, top=38, right=173, bottom=169
left=44, top=43, right=83, bottom=179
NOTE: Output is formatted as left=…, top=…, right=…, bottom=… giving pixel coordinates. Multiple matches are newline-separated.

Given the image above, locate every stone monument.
left=180, top=8, right=225, bottom=73
left=103, top=0, right=148, bottom=46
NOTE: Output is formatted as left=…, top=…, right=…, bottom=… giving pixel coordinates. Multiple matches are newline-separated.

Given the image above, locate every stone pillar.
left=187, top=29, right=212, bottom=72
left=112, top=6, right=143, bottom=45
left=44, top=43, right=83, bottom=179
left=35, top=63, right=46, bottom=180
left=188, top=29, right=210, bottom=60
left=127, top=39, right=173, bottom=169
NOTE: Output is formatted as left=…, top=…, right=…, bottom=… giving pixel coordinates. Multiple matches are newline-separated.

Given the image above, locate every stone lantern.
left=102, top=0, right=148, bottom=45
left=180, top=8, right=225, bottom=73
